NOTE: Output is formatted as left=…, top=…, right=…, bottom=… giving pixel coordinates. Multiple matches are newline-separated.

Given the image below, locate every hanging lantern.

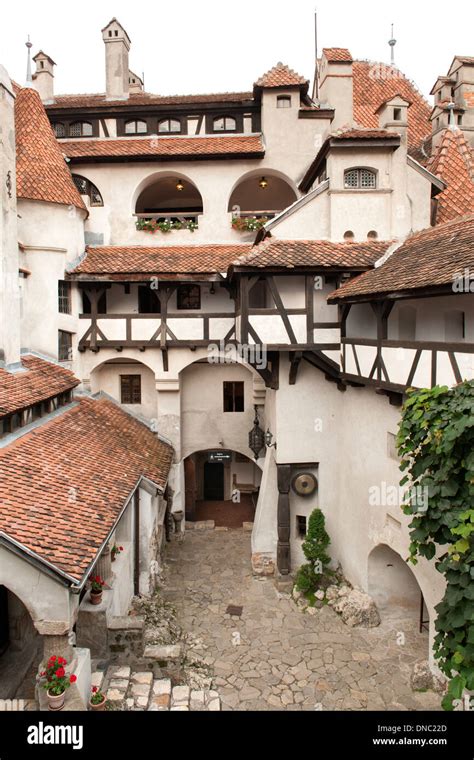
left=248, top=406, right=265, bottom=461
left=176, top=179, right=184, bottom=192
left=259, top=176, right=268, bottom=189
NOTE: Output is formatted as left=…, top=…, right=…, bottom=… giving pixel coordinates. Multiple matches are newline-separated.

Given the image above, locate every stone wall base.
left=251, top=552, right=276, bottom=577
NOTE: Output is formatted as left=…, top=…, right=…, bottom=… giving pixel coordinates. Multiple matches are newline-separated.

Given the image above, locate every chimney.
left=0, top=65, right=21, bottom=367
left=318, top=49, right=354, bottom=130
left=101, top=18, right=131, bottom=100
left=32, top=50, right=55, bottom=103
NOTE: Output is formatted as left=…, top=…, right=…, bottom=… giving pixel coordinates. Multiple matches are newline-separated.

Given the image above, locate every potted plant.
left=89, top=685, right=107, bottom=711
left=41, top=655, right=77, bottom=711
left=111, top=544, right=124, bottom=562
left=89, top=575, right=105, bottom=605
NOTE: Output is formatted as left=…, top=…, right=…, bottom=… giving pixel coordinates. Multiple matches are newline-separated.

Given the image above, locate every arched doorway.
left=0, top=586, right=41, bottom=699
left=368, top=545, right=429, bottom=637
left=184, top=449, right=262, bottom=528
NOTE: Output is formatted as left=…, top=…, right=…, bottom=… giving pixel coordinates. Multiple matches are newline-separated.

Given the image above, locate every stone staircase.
left=97, top=666, right=221, bottom=711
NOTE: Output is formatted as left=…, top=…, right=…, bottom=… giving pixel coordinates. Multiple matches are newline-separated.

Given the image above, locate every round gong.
left=292, top=472, right=317, bottom=497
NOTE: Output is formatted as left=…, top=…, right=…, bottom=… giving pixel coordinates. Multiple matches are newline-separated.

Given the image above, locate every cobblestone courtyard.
left=164, top=528, right=442, bottom=711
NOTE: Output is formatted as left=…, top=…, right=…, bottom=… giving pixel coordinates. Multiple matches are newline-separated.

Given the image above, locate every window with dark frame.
left=72, top=175, right=104, bottom=207
left=177, top=285, right=201, bottom=310
left=297, top=515, right=307, bottom=538
left=125, top=119, right=147, bottom=134
left=58, top=280, right=72, bottom=314
left=58, top=330, right=72, bottom=362
left=138, top=286, right=161, bottom=314
left=223, top=381, right=244, bottom=413
left=158, top=118, right=181, bottom=133
left=277, top=95, right=292, bottom=108
left=344, top=168, right=377, bottom=189
left=120, top=375, right=142, bottom=405
left=53, top=122, right=66, bottom=138
left=69, top=121, right=93, bottom=138
left=213, top=116, right=237, bottom=132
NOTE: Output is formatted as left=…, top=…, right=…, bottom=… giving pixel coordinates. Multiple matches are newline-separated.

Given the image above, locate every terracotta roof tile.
left=0, top=396, right=174, bottom=583
left=15, top=87, right=86, bottom=211
left=352, top=61, right=431, bottom=152
left=332, top=128, right=400, bottom=140
left=70, top=244, right=253, bottom=276
left=328, top=215, right=474, bottom=301
left=48, top=91, right=254, bottom=109
left=0, top=356, right=79, bottom=417
left=426, top=129, right=474, bottom=224
left=254, top=62, right=308, bottom=90
left=232, top=239, right=390, bottom=269
left=322, top=48, right=353, bottom=63
left=62, top=135, right=264, bottom=162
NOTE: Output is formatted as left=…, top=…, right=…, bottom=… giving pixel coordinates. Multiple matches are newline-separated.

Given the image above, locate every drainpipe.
left=134, top=489, right=140, bottom=596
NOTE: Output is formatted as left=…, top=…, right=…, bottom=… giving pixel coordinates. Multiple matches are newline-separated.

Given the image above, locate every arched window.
left=125, top=120, right=147, bottom=135
left=158, top=119, right=181, bottom=134
left=69, top=121, right=93, bottom=138
left=367, top=230, right=378, bottom=240
left=213, top=116, right=237, bottom=132
left=72, top=174, right=103, bottom=207
left=53, top=122, right=66, bottom=138
left=343, top=230, right=355, bottom=241
left=344, top=168, right=377, bottom=189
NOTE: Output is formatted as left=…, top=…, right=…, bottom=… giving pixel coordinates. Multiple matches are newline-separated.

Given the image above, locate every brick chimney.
left=318, top=48, right=354, bottom=130
left=101, top=18, right=131, bottom=100
left=32, top=50, right=55, bottom=103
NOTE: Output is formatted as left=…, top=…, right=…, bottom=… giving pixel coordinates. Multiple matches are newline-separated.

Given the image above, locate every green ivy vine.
left=396, top=380, right=474, bottom=710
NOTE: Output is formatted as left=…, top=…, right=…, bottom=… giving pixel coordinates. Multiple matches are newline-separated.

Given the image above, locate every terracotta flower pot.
left=89, top=696, right=106, bottom=712
left=90, top=590, right=102, bottom=605
left=47, top=689, right=65, bottom=711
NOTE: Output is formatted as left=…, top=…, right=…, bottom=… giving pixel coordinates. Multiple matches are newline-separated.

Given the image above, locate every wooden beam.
left=289, top=352, right=303, bottom=385
left=266, top=276, right=297, bottom=344
left=277, top=465, right=291, bottom=575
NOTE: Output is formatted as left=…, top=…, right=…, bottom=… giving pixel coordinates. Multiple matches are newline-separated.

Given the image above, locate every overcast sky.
left=1, top=0, right=473, bottom=99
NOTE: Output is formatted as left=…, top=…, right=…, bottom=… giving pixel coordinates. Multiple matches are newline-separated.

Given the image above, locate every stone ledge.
left=107, top=616, right=145, bottom=631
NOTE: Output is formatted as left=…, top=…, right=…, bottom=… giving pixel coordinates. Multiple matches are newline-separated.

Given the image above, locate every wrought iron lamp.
left=248, top=406, right=265, bottom=461
left=265, top=429, right=277, bottom=450
left=176, top=179, right=184, bottom=192
left=259, top=176, right=268, bottom=189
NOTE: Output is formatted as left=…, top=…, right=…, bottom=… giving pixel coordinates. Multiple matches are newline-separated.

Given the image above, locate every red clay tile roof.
left=331, top=128, right=400, bottom=141
left=352, top=61, right=431, bottom=152
left=0, top=396, right=174, bottom=583
left=426, top=129, right=474, bottom=224
left=15, top=87, right=86, bottom=211
left=322, top=48, right=353, bottom=63
left=0, top=355, right=79, bottom=417
left=232, top=239, right=390, bottom=269
left=62, top=135, right=265, bottom=162
left=70, top=244, right=253, bottom=276
left=47, top=91, right=254, bottom=109
left=254, top=62, right=309, bottom=90
left=328, top=215, right=474, bottom=301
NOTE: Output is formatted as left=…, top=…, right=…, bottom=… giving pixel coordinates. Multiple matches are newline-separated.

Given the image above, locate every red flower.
left=70, top=674, right=77, bottom=683
left=92, top=686, right=98, bottom=693
left=40, top=671, right=46, bottom=677
left=120, top=547, right=124, bottom=551
left=55, top=667, right=65, bottom=678
left=49, top=656, right=57, bottom=662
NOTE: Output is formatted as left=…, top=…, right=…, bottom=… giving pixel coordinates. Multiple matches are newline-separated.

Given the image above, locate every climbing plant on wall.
left=397, top=380, right=474, bottom=710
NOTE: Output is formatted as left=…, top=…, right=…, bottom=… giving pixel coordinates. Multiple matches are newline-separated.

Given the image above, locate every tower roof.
left=254, top=62, right=309, bottom=92
left=15, top=86, right=86, bottom=211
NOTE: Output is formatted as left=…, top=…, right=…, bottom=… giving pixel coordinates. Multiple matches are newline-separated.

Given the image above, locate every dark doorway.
left=0, top=586, right=9, bottom=656
left=204, top=462, right=224, bottom=501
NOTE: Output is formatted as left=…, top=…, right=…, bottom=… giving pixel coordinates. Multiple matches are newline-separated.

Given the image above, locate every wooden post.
left=134, top=489, right=140, bottom=597
left=277, top=465, right=291, bottom=575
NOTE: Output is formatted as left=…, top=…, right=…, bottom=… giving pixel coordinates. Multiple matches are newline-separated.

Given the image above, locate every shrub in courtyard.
left=295, top=508, right=331, bottom=595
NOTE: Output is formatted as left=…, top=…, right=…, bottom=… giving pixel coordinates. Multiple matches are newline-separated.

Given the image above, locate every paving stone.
left=106, top=689, right=126, bottom=705
left=172, top=685, right=190, bottom=702
left=171, top=705, right=189, bottom=711
left=109, top=679, right=130, bottom=690
left=136, top=696, right=149, bottom=708
left=151, top=694, right=170, bottom=710
left=110, top=666, right=131, bottom=680
left=153, top=679, right=172, bottom=696
left=131, top=683, right=152, bottom=698
left=132, top=672, right=153, bottom=686
left=207, top=698, right=221, bottom=711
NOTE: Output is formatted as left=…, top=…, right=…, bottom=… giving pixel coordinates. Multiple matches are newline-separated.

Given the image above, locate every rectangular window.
left=277, top=96, right=292, bottom=108
left=223, top=381, right=244, bottom=413
left=120, top=375, right=141, bottom=405
left=177, top=285, right=201, bottom=310
left=58, top=280, right=71, bottom=314
left=138, top=285, right=161, bottom=314
left=58, top=330, right=72, bottom=362
left=296, top=515, right=307, bottom=539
